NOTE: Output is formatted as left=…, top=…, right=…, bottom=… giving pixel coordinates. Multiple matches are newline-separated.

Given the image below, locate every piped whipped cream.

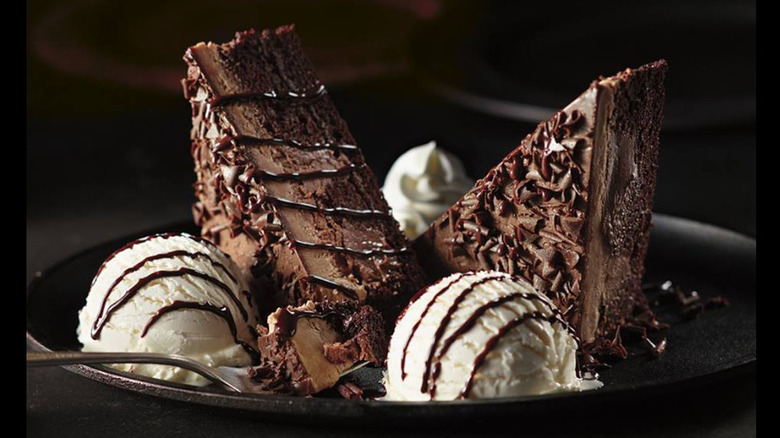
left=382, top=141, right=473, bottom=239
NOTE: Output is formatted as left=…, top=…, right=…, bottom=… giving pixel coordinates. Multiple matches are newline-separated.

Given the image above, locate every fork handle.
left=26, top=351, right=240, bottom=392
left=29, top=351, right=193, bottom=367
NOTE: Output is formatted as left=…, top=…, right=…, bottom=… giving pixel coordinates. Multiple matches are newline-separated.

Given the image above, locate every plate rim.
left=26, top=213, right=756, bottom=416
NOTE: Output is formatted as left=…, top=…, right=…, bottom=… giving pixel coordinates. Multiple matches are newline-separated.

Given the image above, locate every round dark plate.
left=26, top=214, right=755, bottom=419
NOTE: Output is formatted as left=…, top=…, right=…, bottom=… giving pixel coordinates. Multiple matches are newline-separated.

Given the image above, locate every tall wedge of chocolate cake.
left=414, top=61, right=667, bottom=344
left=182, top=26, right=427, bottom=328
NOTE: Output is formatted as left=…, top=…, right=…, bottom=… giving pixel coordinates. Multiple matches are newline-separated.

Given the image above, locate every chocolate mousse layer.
left=182, top=26, right=427, bottom=325
left=414, top=61, right=667, bottom=343
left=253, top=300, right=387, bottom=395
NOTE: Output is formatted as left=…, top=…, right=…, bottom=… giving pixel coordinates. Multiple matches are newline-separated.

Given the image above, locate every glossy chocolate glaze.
left=302, top=275, right=358, bottom=300
left=214, top=135, right=358, bottom=153
left=290, top=239, right=410, bottom=257
left=275, top=308, right=336, bottom=338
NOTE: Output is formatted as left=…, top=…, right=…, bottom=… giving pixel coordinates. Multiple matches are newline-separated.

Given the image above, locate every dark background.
left=27, top=0, right=756, bottom=436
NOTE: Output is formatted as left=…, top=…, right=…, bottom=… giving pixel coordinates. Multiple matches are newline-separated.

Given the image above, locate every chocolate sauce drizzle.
left=399, top=273, right=577, bottom=399
left=91, top=268, right=248, bottom=339
left=301, top=276, right=359, bottom=300
left=246, top=163, right=365, bottom=182
left=90, top=236, right=251, bottom=344
left=95, top=250, right=238, bottom=320
left=275, top=308, right=337, bottom=338
left=208, top=84, right=405, bottom=299
left=142, top=300, right=259, bottom=359
left=253, top=194, right=392, bottom=219
left=91, top=233, right=221, bottom=288
left=400, top=273, right=468, bottom=379
left=291, top=239, right=410, bottom=257
left=214, top=135, right=358, bottom=153
left=459, top=312, right=563, bottom=398
left=419, top=273, right=512, bottom=394
left=208, top=84, right=327, bottom=107
left=429, top=292, right=566, bottom=398
left=141, top=301, right=234, bottom=337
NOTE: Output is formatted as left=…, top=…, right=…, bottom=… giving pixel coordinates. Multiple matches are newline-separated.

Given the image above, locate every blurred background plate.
left=410, top=0, right=756, bottom=130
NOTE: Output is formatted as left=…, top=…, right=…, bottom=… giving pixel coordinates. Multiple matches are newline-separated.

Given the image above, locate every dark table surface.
left=27, top=1, right=755, bottom=435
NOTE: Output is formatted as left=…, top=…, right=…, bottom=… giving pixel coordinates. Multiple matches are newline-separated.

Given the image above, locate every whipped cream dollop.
left=382, top=141, right=473, bottom=239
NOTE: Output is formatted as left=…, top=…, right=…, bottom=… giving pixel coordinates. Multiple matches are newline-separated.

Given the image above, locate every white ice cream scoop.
left=385, top=271, right=601, bottom=401
left=77, top=233, right=259, bottom=386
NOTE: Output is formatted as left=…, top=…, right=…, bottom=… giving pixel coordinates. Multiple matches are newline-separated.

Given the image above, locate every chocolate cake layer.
left=414, top=61, right=667, bottom=343
left=183, top=26, right=427, bottom=325
left=253, top=300, right=387, bottom=395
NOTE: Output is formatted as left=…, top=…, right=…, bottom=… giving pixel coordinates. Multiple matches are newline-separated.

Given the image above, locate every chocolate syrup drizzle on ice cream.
left=205, top=84, right=411, bottom=299
left=387, top=271, right=595, bottom=401
left=84, top=233, right=258, bottom=359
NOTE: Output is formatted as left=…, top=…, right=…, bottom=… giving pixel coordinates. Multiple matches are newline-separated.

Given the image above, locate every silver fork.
left=26, top=351, right=265, bottom=393
left=27, top=351, right=369, bottom=394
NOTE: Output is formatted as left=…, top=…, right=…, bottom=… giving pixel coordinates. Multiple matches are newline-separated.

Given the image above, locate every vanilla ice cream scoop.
left=382, top=141, right=473, bottom=239
left=77, top=233, right=260, bottom=386
left=385, top=271, right=600, bottom=400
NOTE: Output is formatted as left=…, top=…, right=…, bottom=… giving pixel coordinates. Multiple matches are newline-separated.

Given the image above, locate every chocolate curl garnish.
left=336, top=382, right=364, bottom=400
left=620, top=322, right=667, bottom=359
left=560, top=215, right=585, bottom=237
left=248, top=361, right=295, bottom=394
left=647, top=337, right=667, bottom=358
left=609, top=327, right=629, bottom=359
left=705, top=296, right=731, bottom=309
left=682, top=303, right=704, bottom=320
left=632, top=309, right=670, bottom=331
left=578, top=347, right=611, bottom=373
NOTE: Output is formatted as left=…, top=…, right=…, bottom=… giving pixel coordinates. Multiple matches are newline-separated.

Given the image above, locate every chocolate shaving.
left=705, top=296, right=731, bottom=309
left=584, top=280, right=733, bottom=365
left=647, top=337, right=667, bottom=358
left=336, top=382, right=364, bottom=400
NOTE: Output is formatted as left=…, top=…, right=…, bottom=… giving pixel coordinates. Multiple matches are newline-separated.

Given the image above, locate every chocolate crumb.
left=705, top=296, right=731, bottom=309
left=682, top=303, right=704, bottom=320
left=650, top=337, right=667, bottom=357
left=336, top=382, right=364, bottom=400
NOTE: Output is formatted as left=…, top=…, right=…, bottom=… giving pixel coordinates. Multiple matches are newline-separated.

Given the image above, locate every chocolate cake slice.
left=414, top=61, right=667, bottom=343
left=182, top=26, right=427, bottom=327
left=253, top=300, right=386, bottom=395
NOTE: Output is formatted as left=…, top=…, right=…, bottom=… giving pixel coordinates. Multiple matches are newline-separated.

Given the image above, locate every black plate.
left=26, top=214, right=755, bottom=419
